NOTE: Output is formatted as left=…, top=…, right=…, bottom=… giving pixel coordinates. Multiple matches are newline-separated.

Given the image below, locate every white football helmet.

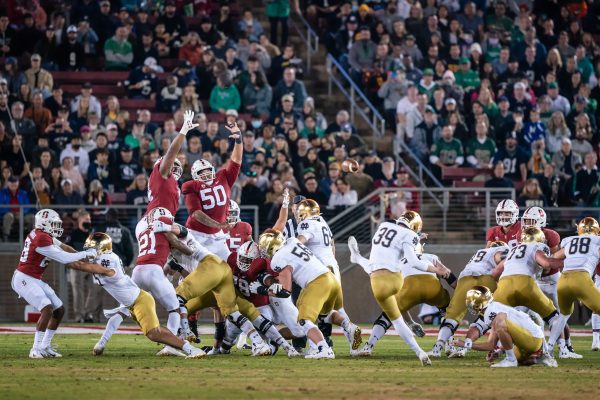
left=495, top=199, right=519, bottom=227
left=147, top=207, right=174, bottom=225
left=227, top=200, right=240, bottom=224
left=191, top=159, right=215, bottom=185
left=237, top=241, right=260, bottom=272
left=34, top=209, right=63, bottom=238
left=521, top=206, right=546, bottom=229
left=154, top=157, right=183, bottom=180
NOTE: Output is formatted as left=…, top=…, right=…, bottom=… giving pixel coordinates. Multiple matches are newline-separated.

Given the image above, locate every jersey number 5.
left=200, top=185, right=227, bottom=210
left=291, top=243, right=313, bottom=261
left=138, top=231, right=157, bottom=256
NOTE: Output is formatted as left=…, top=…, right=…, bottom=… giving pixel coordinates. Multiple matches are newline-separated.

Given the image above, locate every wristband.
left=464, top=338, right=473, bottom=349
left=445, top=272, right=457, bottom=285
left=234, top=135, right=242, bottom=144
left=176, top=224, right=189, bottom=239
left=256, top=285, right=269, bottom=296
left=276, top=289, right=291, bottom=298
left=168, top=258, right=184, bottom=273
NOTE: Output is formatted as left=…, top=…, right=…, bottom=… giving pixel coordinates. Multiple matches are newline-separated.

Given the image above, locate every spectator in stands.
left=1, top=58, right=25, bottom=97
left=573, top=152, right=600, bottom=207
left=455, top=57, right=481, bottom=93
left=133, top=30, right=158, bottom=67
left=527, top=138, right=552, bottom=176
left=159, top=75, right=182, bottom=112
left=180, top=84, right=202, bottom=113
left=87, top=148, right=112, bottom=189
left=44, top=86, right=66, bottom=117
left=334, top=123, right=367, bottom=157
left=158, top=0, right=188, bottom=38
left=179, top=32, right=203, bottom=66
left=243, top=71, right=272, bottom=116
left=0, top=121, right=10, bottom=153
left=348, top=26, right=377, bottom=79
left=127, top=57, right=159, bottom=99
left=238, top=8, right=264, bottom=42
left=103, top=96, right=120, bottom=126
left=210, top=72, right=241, bottom=113
left=493, top=131, right=528, bottom=182
left=9, top=101, right=36, bottom=153
left=77, top=17, right=99, bottom=57
left=241, top=170, right=266, bottom=206
left=571, top=115, right=594, bottom=159
left=32, top=27, right=57, bottom=70
left=0, top=175, right=34, bottom=241
left=114, top=145, right=139, bottom=192
left=56, top=25, right=84, bottom=71
left=372, top=156, right=397, bottom=189
left=60, top=156, right=85, bottom=195
left=552, top=138, right=581, bottom=181
left=266, top=0, right=296, bottom=47
left=85, top=179, right=111, bottom=225
left=173, top=60, right=197, bottom=88
left=25, top=54, right=53, bottom=98
left=410, top=105, right=440, bottom=162
left=300, top=176, right=328, bottom=205
left=547, top=82, right=570, bottom=115
left=378, top=70, right=405, bottom=126
left=71, top=81, right=102, bottom=118
left=344, top=160, right=374, bottom=200
left=272, top=67, right=307, bottom=112
left=12, top=13, right=42, bottom=55
left=24, top=91, right=52, bottom=136
left=104, top=26, right=133, bottom=70
left=517, top=178, right=548, bottom=208
left=126, top=173, right=148, bottom=202
left=328, top=177, right=357, bottom=208
left=0, top=15, right=15, bottom=57
left=4, top=135, right=29, bottom=178
left=53, top=178, right=83, bottom=216
left=520, top=108, right=546, bottom=149
left=485, top=161, right=514, bottom=190
left=319, top=162, right=341, bottom=200
left=545, top=111, right=571, bottom=154
left=466, top=120, right=497, bottom=169
left=60, top=135, right=89, bottom=177
left=429, top=124, right=464, bottom=180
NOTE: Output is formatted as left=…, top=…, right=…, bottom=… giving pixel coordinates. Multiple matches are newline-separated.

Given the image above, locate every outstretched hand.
left=179, top=110, right=199, bottom=135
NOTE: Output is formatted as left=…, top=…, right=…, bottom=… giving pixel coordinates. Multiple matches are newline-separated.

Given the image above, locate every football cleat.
left=251, top=342, right=272, bottom=357
left=491, top=358, right=518, bottom=368
left=347, top=236, right=361, bottom=264
left=427, top=341, right=443, bottom=358
left=156, top=346, right=186, bottom=357
left=408, top=322, right=425, bottom=338
left=343, top=323, right=362, bottom=351
left=305, top=346, right=335, bottom=359
left=448, top=347, right=467, bottom=359
left=93, top=342, right=104, bottom=356
left=44, top=346, right=62, bottom=358
left=418, top=351, right=432, bottom=366
left=352, top=343, right=373, bottom=357
left=185, top=347, right=207, bottom=359
left=536, top=353, right=558, bottom=368
left=486, top=347, right=504, bottom=362
left=287, top=347, right=301, bottom=357
left=29, top=348, right=47, bottom=359
left=559, top=347, right=583, bottom=359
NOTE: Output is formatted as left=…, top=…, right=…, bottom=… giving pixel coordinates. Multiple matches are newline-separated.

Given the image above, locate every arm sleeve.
left=225, top=161, right=242, bottom=187
left=36, top=245, right=88, bottom=264
left=401, top=242, right=432, bottom=271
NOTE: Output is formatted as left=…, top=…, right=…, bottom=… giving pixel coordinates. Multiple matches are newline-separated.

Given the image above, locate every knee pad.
left=374, top=312, right=393, bottom=331
left=299, top=319, right=317, bottom=336
left=214, top=321, right=226, bottom=341
left=317, top=317, right=333, bottom=337
left=440, top=318, right=458, bottom=333
left=254, top=316, right=274, bottom=335
left=227, top=311, right=249, bottom=328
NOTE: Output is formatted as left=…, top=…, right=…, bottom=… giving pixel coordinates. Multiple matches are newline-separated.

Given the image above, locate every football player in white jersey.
left=259, top=230, right=362, bottom=359
left=355, top=242, right=452, bottom=356
left=547, top=217, right=600, bottom=355
left=73, top=233, right=205, bottom=358
left=348, top=211, right=448, bottom=365
left=452, top=286, right=556, bottom=368
left=430, top=241, right=509, bottom=358
left=491, top=227, right=565, bottom=350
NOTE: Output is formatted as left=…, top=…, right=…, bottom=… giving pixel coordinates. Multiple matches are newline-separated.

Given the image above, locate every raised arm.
left=160, top=110, right=198, bottom=178
left=223, top=121, right=243, bottom=164
left=271, top=188, right=290, bottom=233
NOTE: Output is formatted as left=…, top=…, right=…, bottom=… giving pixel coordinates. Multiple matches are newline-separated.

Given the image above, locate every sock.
left=34, top=330, right=45, bottom=350
left=505, top=348, right=516, bottom=362
left=367, top=324, right=386, bottom=348
left=316, top=340, right=329, bottom=349
left=557, top=338, right=566, bottom=350
left=308, top=339, right=317, bottom=349
left=437, top=319, right=458, bottom=343
left=337, top=308, right=349, bottom=321
left=181, top=341, right=194, bottom=355
left=180, top=317, right=190, bottom=333
left=548, top=314, right=569, bottom=348
left=253, top=316, right=286, bottom=346
left=99, top=314, right=124, bottom=347
left=592, top=313, right=600, bottom=330
left=593, top=331, right=600, bottom=342
left=41, top=329, right=56, bottom=348
left=167, top=311, right=180, bottom=335
left=247, top=329, right=263, bottom=344
left=340, top=318, right=350, bottom=331
left=391, top=317, right=423, bottom=354
left=566, top=337, right=572, bottom=347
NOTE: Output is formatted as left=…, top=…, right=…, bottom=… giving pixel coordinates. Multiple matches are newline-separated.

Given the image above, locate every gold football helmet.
left=258, top=231, right=285, bottom=258
left=577, top=217, right=600, bottom=236
left=396, top=210, right=422, bottom=233
left=489, top=240, right=507, bottom=248
left=84, top=232, right=112, bottom=255
left=296, top=199, right=320, bottom=222
left=520, top=226, right=545, bottom=243
left=465, top=285, right=493, bottom=314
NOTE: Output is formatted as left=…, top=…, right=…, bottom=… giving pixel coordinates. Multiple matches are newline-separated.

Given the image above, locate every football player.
left=258, top=230, right=362, bottom=359
left=76, top=233, right=205, bottom=358
left=348, top=211, right=448, bottom=365
left=182, top=122, right=243, bottom=260
left=486, top=199, right=521, bottom=248
left=593, top=263, right=600, bottom=351
left=490, top=227, right=565, bottom=349
left=225, top=200, right=252, bottom=252
left=547, top=218, right=600, bottom=356
left=430, top=241, right=508, bottom=358
left=11, top=209, right=96, bottom=358
left=519, top=206, right=580, bottom=359
left=146, top=110, right=198, bottom=216
left=452, top=286, right=557, bottom=368
left=354, top=241, right=452, bottom=356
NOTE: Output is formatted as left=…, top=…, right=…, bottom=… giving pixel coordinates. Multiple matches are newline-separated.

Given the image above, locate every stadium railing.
left=290, top=13, right=319, bottom=71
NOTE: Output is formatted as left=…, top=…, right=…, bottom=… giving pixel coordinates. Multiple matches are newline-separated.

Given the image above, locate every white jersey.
left=560, top=235, right=600, bottom=276
left=402, top=253, right=437, bottom=277
left=460, top=246, right=509, bottom=278
left=501, top=242, right=549, bottom=278
left=270, top=238, right=330, bottom=288
left=474, top=300, right=544, bottom=339
left=368, top=222, right=419, bottom=273
left=296, top=216, right=337, bottom=268
left=93, top=251, right=140, bottom=307
left=172, top=232, right=202, bottom=274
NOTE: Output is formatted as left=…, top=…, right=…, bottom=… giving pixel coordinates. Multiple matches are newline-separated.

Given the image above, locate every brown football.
left=342, top=159, right=359, bottom=173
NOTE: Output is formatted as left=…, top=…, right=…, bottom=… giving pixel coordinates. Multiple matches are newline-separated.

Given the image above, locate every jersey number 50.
left=200, top=185, right=227, bottom=210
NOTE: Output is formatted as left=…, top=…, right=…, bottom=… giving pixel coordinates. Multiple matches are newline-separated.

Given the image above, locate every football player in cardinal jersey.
left=77, top=233, right=205, bottom=358
left=146, top=110, right=198, bottom=216
left=225, top=200, right=252, bottom=252
left=11, top=209, right=96, bottom=358
left=486, top=199, right=521, bottom=248
left=182, top=122, right=243, bottom=260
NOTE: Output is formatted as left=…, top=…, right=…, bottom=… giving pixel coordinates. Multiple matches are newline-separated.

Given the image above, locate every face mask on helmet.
left=495, top=200, right=518, bottom=227
left=171, top=161, right=183, bottom=180
left=521, top=207, right=546, bottom=229
left=227, top=208, right=240, bottom=224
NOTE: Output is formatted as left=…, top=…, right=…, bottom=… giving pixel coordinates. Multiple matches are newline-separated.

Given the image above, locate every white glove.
left=84, top=248, right=97, bottom=259
left=281, top=188, right=289, bottom=209
left=249, top=281, right=261, bottom=294
left=179, top=110, right=199, bottom=135
left=152, top=220, right=172, bottom=233
left=268, top=283, right=283, bottom=295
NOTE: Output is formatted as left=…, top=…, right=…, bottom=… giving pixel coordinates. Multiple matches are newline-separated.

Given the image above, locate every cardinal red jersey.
left=486, top=221, right=522, bottom=248
left=227, top=221, right=252, bottom=252
left=182, top=161, right=241, bottom=234
left=135, top=216, right=173, bottom=267
left=146, top=159, right=181, bottom=216
left=17, top=229, right=53, bottom=279
left=227, top=252, right=270, bottom=307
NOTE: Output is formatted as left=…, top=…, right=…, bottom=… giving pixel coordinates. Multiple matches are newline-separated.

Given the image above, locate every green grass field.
left=1, top=333, right=599, bottom=400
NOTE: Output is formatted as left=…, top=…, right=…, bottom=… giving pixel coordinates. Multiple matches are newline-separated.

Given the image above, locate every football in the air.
left=341, top=159, right=359, bottom=173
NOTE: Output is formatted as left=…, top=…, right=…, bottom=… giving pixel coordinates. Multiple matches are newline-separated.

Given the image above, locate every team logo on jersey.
left=300, top=223, right=309, bottom=230
left=488, top=312, right=497, bottom=321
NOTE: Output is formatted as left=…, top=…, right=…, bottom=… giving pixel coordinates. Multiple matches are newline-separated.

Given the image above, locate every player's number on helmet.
left=373, top=227, right=398, bottom=248
left=568, top=237, right=591, bottom=255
